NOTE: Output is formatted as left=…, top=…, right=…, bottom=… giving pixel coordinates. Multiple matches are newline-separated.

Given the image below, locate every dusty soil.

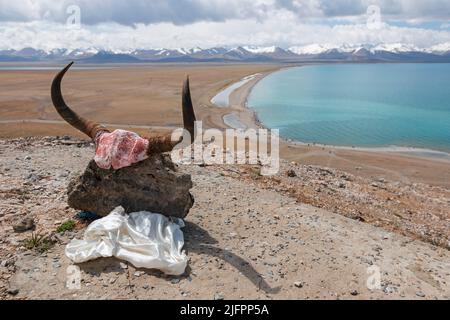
left=1, top=137, right=449, bottom=300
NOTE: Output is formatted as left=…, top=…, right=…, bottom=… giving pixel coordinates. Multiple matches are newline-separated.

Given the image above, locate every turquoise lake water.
left=248, top=64, right=450, bottom=152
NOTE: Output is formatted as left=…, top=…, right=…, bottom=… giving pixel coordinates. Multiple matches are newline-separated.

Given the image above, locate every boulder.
left=68, top=154, right=194, bottom=218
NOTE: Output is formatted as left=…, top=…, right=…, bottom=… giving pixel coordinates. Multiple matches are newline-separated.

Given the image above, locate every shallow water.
left=248, top=64, right=450, bottom=152
left=223, top=113, right=247, bottom=130
left=212, top=74, right=259, bottom=108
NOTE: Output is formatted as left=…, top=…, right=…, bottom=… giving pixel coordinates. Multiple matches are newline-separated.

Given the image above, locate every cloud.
left=1, top=0, right=450, bottom=25
left=1, top=12, right=449, bottom=51
left=0, top=0, right=274, bottom=25
left=0, top=0, right=449, bottom=50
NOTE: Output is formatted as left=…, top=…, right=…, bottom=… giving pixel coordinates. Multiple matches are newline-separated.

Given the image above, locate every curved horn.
left=182, top=76, right=196, bottom=143
left=51, top=62, right=108, bottom=139
left=147, top=76, right=197, bottom=155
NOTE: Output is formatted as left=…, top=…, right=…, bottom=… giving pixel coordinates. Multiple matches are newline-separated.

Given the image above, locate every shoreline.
left=211, top=66, right=450, bottom=162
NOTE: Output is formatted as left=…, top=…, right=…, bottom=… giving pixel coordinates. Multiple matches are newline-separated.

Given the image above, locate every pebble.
left=350, top=290, right=359, bottom=296
left=416, top=291, right=426, bottom=298
left=171, top=278, right=181, bottom=285
left=109, top=277, right=118, bottom=284
left=214, top=293, right=225, bottom=301
left=13, top=217, right=35, bottom=233
left=383, top=286, right=396, bottom=294
left=294, top=281, right=304, bottom=288
left=286, top=170, right=297, bottom=178
left=7, top=288, right=19, bottom=296
left=119, top=262, right=128, bottom=269
left=59, top=171, right=70, bottom=178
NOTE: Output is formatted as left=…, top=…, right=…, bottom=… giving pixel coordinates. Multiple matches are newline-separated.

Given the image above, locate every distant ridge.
left=80, top=51, right=141, bottom=63
left=1, top=44, right=450, bottom=63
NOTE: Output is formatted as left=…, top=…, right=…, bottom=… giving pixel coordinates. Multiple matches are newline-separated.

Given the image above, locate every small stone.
left=294, top=281, right=304, bottom=288
left=13, top=217, right=35, bottom=233
left=214, top=293, right=225, bottom=301
left=286, top=169, right=297, bottom=178
left=59, top=171, right=69, bottom=178
left=383, top=286, right=396, bottom=294
left=171, top=278, right=181, bottom=285
left=416, top=291, right=426, bottom=298
left=109, top=277, right=118, bottom=284
left=119, top=262, right=128, bottom=269
left=26, top=173, right=39, bottom=182
left=24, top=156, right=31, bottom=161
left=134, top=271, right=143, bottom=277
left=350, top=290, right=359, bottom=296
left=7, top=288, right=19, bottom=296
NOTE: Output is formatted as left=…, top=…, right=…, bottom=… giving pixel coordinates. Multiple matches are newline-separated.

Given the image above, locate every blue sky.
left=0, top=0, right=449, bottom=50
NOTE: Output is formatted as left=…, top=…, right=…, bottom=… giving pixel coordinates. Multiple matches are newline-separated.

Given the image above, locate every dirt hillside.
left=0, top=137, right=449, bottom=300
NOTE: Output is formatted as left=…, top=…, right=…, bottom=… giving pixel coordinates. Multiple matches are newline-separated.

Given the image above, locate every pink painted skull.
left=94, top=130, right=150, bottom=170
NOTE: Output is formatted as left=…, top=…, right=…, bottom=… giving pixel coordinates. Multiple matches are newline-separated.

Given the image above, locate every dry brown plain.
left=0, top=64, right=278, bottom=137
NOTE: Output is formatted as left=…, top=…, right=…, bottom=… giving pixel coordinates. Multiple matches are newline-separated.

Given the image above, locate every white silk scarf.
left=65, top=207, right=188, bottom=276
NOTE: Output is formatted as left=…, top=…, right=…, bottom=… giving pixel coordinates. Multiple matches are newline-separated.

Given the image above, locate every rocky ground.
left=0, top=137, right=449, bottom=300
left=219, top=162, right=450, bottom=250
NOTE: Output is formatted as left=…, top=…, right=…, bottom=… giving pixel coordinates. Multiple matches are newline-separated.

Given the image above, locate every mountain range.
left=1, top=43, right=450, bottom=63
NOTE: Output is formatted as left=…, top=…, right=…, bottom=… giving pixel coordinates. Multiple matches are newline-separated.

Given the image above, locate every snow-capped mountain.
left=289, top=44, right=335, bottom=55
left=426, top=42, right=450, bottom=54
left=1, top=44, right=449, bottom=63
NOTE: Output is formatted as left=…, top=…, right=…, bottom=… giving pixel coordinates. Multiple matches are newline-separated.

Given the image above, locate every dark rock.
left=7, top=288, right=19, bottom=296
left=67, top=154, right=194, bottom=218
left=13, top=217, right=35, bottom=233
left=416, top=291, right=426, bottom=298
left=286, top=169, right=297, bottom=178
